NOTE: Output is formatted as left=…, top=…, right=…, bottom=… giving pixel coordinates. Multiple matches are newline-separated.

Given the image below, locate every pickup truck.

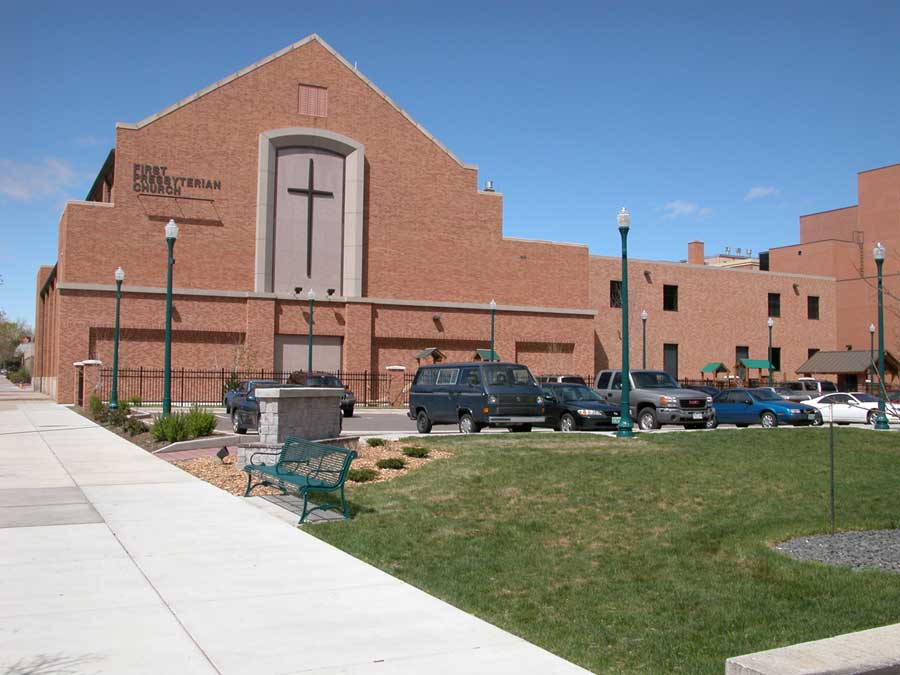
left=593, top=369, right=714, bottom=430
left=776, top=378, right=838, bottom=402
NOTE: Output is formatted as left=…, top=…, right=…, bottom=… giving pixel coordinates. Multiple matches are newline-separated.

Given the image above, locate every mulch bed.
left=170, top=440, right=452, bottom=497
left=71, top=406, right=170, bottom=453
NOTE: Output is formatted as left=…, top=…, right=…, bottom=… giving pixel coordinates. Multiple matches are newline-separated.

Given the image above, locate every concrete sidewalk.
left=0, top=402, right=592, bottom=674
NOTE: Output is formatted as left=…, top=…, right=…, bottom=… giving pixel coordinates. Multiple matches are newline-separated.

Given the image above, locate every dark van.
left=408, top=362, right=545, bottom=434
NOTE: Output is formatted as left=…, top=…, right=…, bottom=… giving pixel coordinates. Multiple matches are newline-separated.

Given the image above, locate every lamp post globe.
left=307, top=288, right=316, bottom=375
left=869, top=323, right=876, bottom=396
left=489, top=299, right=497, bottom=362
left=616, top=207, right=634, bottom=438
left=109, top=267, right=125, bottom=411
left=767, top=317, right=774, bottom=387
left=162, top=220, right=179, bottom=417
left=873, top=242, right=890, bottom=430
left=640, top=309, right=648, bottom=369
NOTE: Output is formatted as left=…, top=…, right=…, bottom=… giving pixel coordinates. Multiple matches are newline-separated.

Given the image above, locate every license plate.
left=692, top=412, right=703, bottom=420
left=611, top=416, right=621, bottom=424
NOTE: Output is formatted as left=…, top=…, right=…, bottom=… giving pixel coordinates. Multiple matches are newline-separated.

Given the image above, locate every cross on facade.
left=287, top=158, right=334, bottom=278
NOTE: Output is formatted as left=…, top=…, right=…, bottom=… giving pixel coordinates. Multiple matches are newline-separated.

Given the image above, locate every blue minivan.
left=407, top=362, right=545, bottom=433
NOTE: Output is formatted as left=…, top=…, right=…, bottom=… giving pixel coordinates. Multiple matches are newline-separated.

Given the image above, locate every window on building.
left=808, top=348, right=819, bottom=359
left=770, top=347, right=781, bottom=371
left=663, top=285, right=678, bottom=312
left=807, top=296, right=820, bottom=320
left=768, top=293, right=781, bottom=318
left=298, top=84, right=328, bottom=117
left=663, top=343, right=679, bottom=380
left=610, top=280, right=622, bottom=308
left=736, top=345, right=749, bottom=379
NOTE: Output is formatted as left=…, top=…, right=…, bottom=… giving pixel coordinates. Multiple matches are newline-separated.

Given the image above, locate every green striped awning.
left=740, top=358, right=773, bottom=369
left=700, top=362, right=728, bottom=374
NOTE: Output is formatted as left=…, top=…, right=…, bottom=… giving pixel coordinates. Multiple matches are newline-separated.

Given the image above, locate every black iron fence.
left=98, top=368, right=418, bottom=408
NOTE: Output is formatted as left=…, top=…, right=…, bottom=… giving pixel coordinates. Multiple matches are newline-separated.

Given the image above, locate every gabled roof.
left=474, top=349, right=500, bottom=361
left=798, top=350, right=898, bottom=376
left=740, top=359, right=772, bottom=370
left=700, top=362, right=728, bottom=374
left=116, top=34, right=474, bottom=170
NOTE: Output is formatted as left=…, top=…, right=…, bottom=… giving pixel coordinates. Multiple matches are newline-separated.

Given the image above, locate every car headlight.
left=788, top=408, right=801, bottom=414
left=659, top=395, right=678, bottom=407
left=706, top=396, right=713, bottom=404
left=576, top=408, right=604, bottom=416
left=488, top=395, right=498, bottom=404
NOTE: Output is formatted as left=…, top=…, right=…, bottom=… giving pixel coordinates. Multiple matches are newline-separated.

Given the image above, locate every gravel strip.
left=774, top=530, right=900, bottom=574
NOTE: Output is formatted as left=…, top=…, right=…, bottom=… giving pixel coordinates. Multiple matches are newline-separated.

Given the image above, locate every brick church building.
left=32, top=35, right=897, bottom=404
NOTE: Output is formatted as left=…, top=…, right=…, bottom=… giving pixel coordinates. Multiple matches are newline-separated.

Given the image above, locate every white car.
left=807, top=392, right=899, bottom=425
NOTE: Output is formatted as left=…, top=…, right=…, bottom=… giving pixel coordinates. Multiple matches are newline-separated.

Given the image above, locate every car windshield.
left=307, top=376, right=344, bottom=387
left=750, top=388, right=782, bottom=401
left=632, top=371, right=679, bottom=389
left=820, top=381, right=837, bottom=393
left=853, top=393, right=879, bottom=403
left=557, top=385, right=602, bottom=402
left=482, top=365, right=537, bottom=387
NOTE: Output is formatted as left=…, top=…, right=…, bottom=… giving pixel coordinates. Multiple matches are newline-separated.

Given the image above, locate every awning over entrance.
left=700, top=362, right=728, bottom=374
left=474, top=349, right=500, bottom=361
left=739, top=358, right=773, bottom=370
left=797, top=349, right=899, bottom=377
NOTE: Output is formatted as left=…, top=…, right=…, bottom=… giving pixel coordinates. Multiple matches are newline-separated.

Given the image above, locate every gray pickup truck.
left=594, top=369, right=714, bottom=430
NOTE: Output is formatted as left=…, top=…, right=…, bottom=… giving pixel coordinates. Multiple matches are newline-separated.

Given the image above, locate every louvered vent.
left=298, top=84, right=328, bottom=117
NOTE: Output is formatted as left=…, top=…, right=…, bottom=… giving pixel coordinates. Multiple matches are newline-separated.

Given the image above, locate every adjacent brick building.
left=31, top=35, right=895, bottom=403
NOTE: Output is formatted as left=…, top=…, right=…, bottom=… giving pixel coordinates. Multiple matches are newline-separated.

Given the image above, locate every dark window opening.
left=768, top=293, right=781, bottom=318
left=770, top=347, right=781, bottom=371
left=808, top=348, right=819, bottom=359
left=663, top=285, right=679, bottom=312
left=663, top=343, right=679, bottom=380
left=610, top=280, right=622, bottom=308
left=807, top=296, right=820, bottom=320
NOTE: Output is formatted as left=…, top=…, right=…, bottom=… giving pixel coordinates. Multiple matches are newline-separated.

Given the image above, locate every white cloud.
left=744, top=185, right=779, bottom=201
left=658, top=200, right=712, bottom=219
left=0, top=158, right=79, bottom=201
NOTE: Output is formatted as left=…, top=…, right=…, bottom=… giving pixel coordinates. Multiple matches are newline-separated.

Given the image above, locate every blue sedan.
left=711, top=388, right=819, bottom=428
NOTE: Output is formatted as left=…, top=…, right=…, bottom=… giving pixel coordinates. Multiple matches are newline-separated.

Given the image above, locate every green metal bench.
left=242, top=437, right=358, bottom=524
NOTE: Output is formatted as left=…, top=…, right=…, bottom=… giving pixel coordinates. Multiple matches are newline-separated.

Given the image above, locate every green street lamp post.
left=490, top=299, right=497, bottom=361
left=162, top=220, right=179, bottom=417
left=641, top=309, right=648, bottom=369
left=767, top=317, right=774, bottom=387
left=873, top=242, right=890, bottom=430
left=616, top=207, right=635, bottom=438
left=869, top=322, right=876, bottom=396
left=109, top=267, right=125, bottom=411
left=307, top=288, right=316, bottom=374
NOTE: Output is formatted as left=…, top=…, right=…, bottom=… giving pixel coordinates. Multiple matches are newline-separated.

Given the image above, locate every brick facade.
left=35, top=34, right=894, bottom=403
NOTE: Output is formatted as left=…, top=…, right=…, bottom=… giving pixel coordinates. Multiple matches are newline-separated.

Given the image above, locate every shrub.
left=124, top=417, right=148, bottom=436
left=88, top=395, right=104, bottom=420
left=8, top=368, right=30, bottom=384
left=150, top=414, right=188, bottom=443
left=402, top=445, right=430, bottom=458
left=348, top=468, right=378, bottom=482
left=376, top=457, right=405, bottom=470
left=222, top=371, right=241, bottom=398
left=106, top=404, right=131, bottom=428
left=127, top=395, right=142, bottom=406
left=366, top=438, right=386, bottom=447
left=184, top=407, right=216, bottom=438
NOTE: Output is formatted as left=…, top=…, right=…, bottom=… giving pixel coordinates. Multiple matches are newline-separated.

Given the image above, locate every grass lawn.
left=310, top=429, right=900, bottom=674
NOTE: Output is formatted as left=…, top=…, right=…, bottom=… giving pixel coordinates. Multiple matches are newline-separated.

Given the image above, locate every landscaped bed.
left=304, top=428, right=900, bottom=674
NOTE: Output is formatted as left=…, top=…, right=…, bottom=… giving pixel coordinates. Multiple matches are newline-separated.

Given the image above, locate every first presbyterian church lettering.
left=132, top=163, right=222, bottom=196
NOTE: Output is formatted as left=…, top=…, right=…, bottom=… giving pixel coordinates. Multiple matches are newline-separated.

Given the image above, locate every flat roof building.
left=31, top=35, right=894, bottom=404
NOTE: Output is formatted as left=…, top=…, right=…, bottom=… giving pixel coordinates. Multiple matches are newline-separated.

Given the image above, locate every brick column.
left=344, top=302, right=373, bottom=372
left=245, top=298, right=276, bottom=368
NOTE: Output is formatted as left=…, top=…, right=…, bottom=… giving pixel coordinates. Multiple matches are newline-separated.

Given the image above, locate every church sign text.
left=133, top=163, right=221, bottom=196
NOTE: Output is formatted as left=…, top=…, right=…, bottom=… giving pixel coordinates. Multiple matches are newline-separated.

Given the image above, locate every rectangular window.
left=663, top=343, right=679, bottom=380
left=415, top=368, right=438, bottom=385
left=435, top=368, right=460, bottom=385
left=808, top=348, right=819, bottom=359
left=770, top=347, right=781, bottom=371
left=609, top=280, right=622, bottom=308
left=736, top=345, right=749, bottom=378
left=807, top=296, right=820, bottom=320
left=768, top=293, right=781, bottom=318
left=663, top=284, right=679, bottom=312
left=596, top=372, right=611, bottom=390
left=298, top=84, right=328, bottom=117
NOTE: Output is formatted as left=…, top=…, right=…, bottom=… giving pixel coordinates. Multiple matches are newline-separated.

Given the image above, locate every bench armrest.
left=248, top=450, right=281, bottom=465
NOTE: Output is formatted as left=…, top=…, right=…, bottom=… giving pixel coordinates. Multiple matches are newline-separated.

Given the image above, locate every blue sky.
left=3, top=1, right=900, bottom=325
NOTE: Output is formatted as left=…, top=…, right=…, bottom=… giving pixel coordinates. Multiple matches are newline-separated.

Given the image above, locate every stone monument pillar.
left=255, top=387, right=342, bottom=446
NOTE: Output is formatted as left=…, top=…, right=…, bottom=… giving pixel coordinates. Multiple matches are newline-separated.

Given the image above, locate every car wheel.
left=510, top=424, right=532, bottom=432
left=560, top=413, right=576, bottom=432
left=232, top=412, right=247, bottom=435
left=416, top=410, right=432, bottom=434
left=638, top=408, right=659, bottom=431
left=343, top=406, right=354, bottom=418
left=812, top=412, right=823, bottom=426
left=706, top=415, right=718, bottom=429
left=459, top=413, right=481, bottom=434
left=760, top=411, right=777, bottom=428
left=867, top=410, right=878, bottom=426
